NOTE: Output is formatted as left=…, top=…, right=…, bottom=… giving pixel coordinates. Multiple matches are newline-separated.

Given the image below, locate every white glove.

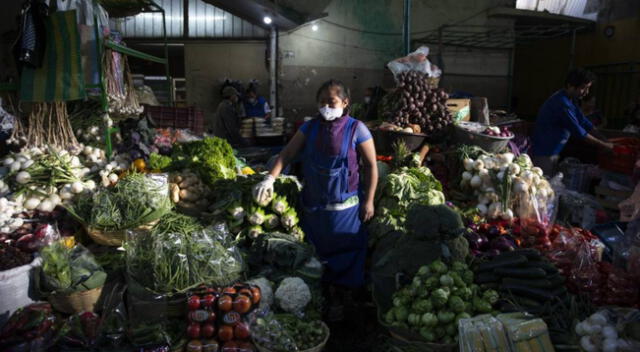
left=253, top=174, right=275, bottom=206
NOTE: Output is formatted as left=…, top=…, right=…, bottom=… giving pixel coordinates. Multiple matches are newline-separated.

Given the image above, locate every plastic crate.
left=598, top=137, right=640, bottom=175
left=144, top=105, right=204, bottom=135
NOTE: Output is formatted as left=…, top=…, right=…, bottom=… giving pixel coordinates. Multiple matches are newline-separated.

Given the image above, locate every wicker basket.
left=48, top=286, right=103, bottom=314
left=86, top=221, right=158, bottom=247
left=253, top=322, right=330, bottom=352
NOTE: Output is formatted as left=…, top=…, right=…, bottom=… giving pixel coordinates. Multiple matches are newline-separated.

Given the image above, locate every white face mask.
left=364, top=97, right=371, bottom=104
left=319, top=105, right=343, bottom=121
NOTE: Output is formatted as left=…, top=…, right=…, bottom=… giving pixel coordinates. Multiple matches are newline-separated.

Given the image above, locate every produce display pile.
left=3, top=43, right=640, bottom=352
left=383, top=260, right=498, bottom=344
left=381, top=70, right=453, bottom=135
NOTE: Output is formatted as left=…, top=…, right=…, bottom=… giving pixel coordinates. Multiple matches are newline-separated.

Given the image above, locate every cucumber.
left=523, top=261, right=559, bottom=275
left=476, top=255, right=528, bottom=272
left=494, top=267, right=547, bottom=279
left=475, top=271, right=500, bottom=284
left=509, top=295, right=543, bottom=308
left=548, top=274, right=566, bottom=287
left=502, top=277, right=553, bottom=289
left=498, top=248, right=542, bottom=261
left=500, top=283, right=557, bottom=302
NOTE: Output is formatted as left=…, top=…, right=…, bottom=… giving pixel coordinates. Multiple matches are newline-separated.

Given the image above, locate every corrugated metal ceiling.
left=516, top=0, right=599, bottom=21
left=109, top=0, right=267, bottom=39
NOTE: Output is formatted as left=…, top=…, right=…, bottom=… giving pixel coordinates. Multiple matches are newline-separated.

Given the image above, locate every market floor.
left=324, top=300, right=387, bottom=352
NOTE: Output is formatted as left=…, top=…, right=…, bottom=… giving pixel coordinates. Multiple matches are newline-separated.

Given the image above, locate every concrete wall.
left=184, top=42, right=270, bottom=126
left=277, top=0, right=511, bottom=119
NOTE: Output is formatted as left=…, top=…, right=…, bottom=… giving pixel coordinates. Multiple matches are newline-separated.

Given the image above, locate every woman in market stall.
left=210, top=86, right=246, bottom=147
left=243, top=84, right=271, bottom=120
left=252, top=79, right=378, bottom=321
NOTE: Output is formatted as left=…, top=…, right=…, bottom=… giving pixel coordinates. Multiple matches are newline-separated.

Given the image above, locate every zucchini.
left=547, top=274, right=566, bottom=287
left=498, top=248, right=542, bottom=261
left=509, top=295, right=544, bottom=308
left=523, top=261, right=559, bottom=275
left=494, top=267, right=547, bottom=279
left=475, top=271, right=500, bottom=284
left=502, top=277, right=553, bottom=289
left=500, top=283, right=557, bottom=302
left=476, top=255, right=527, bottom=272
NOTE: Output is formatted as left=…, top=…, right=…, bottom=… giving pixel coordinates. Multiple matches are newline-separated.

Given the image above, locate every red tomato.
left=218, top=325, right=234, bottom=342
left=187, top=322, right=201, bottom=339
left=232, top=295, right=252, bottom=314
left=234, top=323, right=250, bottom=340
left=218, top=295, right=233, bottom=312
left=188, top=295, right=201, bottom=311
left=202, top=294, right=216, bottom=308
left=202, top=323, right=216, bottom=338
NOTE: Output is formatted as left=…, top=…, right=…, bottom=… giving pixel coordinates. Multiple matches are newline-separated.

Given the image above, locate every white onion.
left=3, top=157, right=14, bottom=166
left=24, top=197, right=40, bottom=210
left=16, top=171, right=31, bottom=184
left=38, top=199, right=55, bottom=212
left=71, top=181, right=84, bottom=194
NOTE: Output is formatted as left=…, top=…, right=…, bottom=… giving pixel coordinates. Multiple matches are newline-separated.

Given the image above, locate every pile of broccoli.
left=384, top=260, right=499, bottom=344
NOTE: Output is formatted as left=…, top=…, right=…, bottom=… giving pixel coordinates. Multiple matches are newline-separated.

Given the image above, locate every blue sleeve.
left=354, top=121, right=372, bottom=145
left=560, top=101, right=590, bottom=138
left=299, top=121, right=311, bottom=135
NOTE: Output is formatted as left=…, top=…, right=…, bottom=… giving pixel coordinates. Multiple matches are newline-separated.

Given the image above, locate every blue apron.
left=244, top=96, right=268, bottom=117
left=301, top=117, right=367, bottom=287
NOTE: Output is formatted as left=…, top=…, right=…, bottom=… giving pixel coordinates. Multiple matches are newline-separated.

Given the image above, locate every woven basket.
left=48, top=286, right=103, bottom=314
left=253, top=322, right=330, bottom=352
left=86, top=221, right=158, bottom=247
left=388, top=330, right=457, bottom=352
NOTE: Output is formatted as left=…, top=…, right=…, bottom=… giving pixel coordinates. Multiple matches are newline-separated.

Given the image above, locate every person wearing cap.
left=211, top=86, right=245, bottom=146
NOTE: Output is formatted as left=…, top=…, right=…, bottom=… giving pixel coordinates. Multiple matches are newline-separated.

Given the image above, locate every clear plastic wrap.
left=387, top=46, right=442, bottom=80
left=125, top=222, right=244, bottom=294
left=458, top=314, right=510, bottom=352
left=249, top=310, right=327, bottom=352
left=0, top=303, right=59, bottom=351
left=39, top=241, right=106, bottom=294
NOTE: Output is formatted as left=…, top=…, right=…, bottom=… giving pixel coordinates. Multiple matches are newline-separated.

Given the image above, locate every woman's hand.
left=360, top=200, right=375, bottom=222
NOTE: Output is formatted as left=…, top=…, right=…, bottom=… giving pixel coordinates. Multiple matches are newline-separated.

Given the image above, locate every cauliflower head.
left=275, top=277, right=311, bottom=313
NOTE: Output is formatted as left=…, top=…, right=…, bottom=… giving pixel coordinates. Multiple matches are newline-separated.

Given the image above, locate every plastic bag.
left=387, top=46, right=442, bottom=80
left=0, top=303, right=59, bottom=351
left=125, top=223, right=244, bottom=294
left=39, top=241, right=106, bottom=295
left=249, top=310, right=325, bottom=352
left=459, top=314, right=510, bottom=352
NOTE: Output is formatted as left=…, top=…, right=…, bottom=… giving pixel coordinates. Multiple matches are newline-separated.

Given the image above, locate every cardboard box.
left=446, top=98, right=471, bottom=122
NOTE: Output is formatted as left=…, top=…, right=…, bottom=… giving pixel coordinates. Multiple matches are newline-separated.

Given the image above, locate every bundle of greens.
left=368, top=165, right=445, bottom=246
left=125, top=215, right=243, bottom=293
left=244, top=232, right=318, bottom=282
left=252, top=313, right=327, bottom=352
left=39, top=241, right=107, bottom=294
left=67, top=173, right=172, bottom=231
left=169, top=137, right=236, bottom=185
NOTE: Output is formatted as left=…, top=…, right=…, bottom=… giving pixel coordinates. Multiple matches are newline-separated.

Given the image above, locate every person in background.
left=210, top=86, right=245, bottom=146
left=580, top=94, right=605, bottom=127
left=531, top=68, right=613, bottom=175
left=362, top=86, right=385, bottom=121
left=622, top=94, right=640, bottom=133
left=243, top=85, right=271, bottom=120
left=252, top=79, right=378, bottom=321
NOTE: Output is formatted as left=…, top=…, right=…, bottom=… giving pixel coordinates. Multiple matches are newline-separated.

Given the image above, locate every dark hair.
left=316, top=79, right=351, bottom=103
left=245, top=84, right=257, bottom=96
left=565, top=68, right=596, bottom=88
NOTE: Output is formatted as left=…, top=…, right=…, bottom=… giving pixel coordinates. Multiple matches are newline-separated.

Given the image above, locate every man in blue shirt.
left=531, top=69, right=613, bottom=175
left=243, top=85, right=272, bottom=120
